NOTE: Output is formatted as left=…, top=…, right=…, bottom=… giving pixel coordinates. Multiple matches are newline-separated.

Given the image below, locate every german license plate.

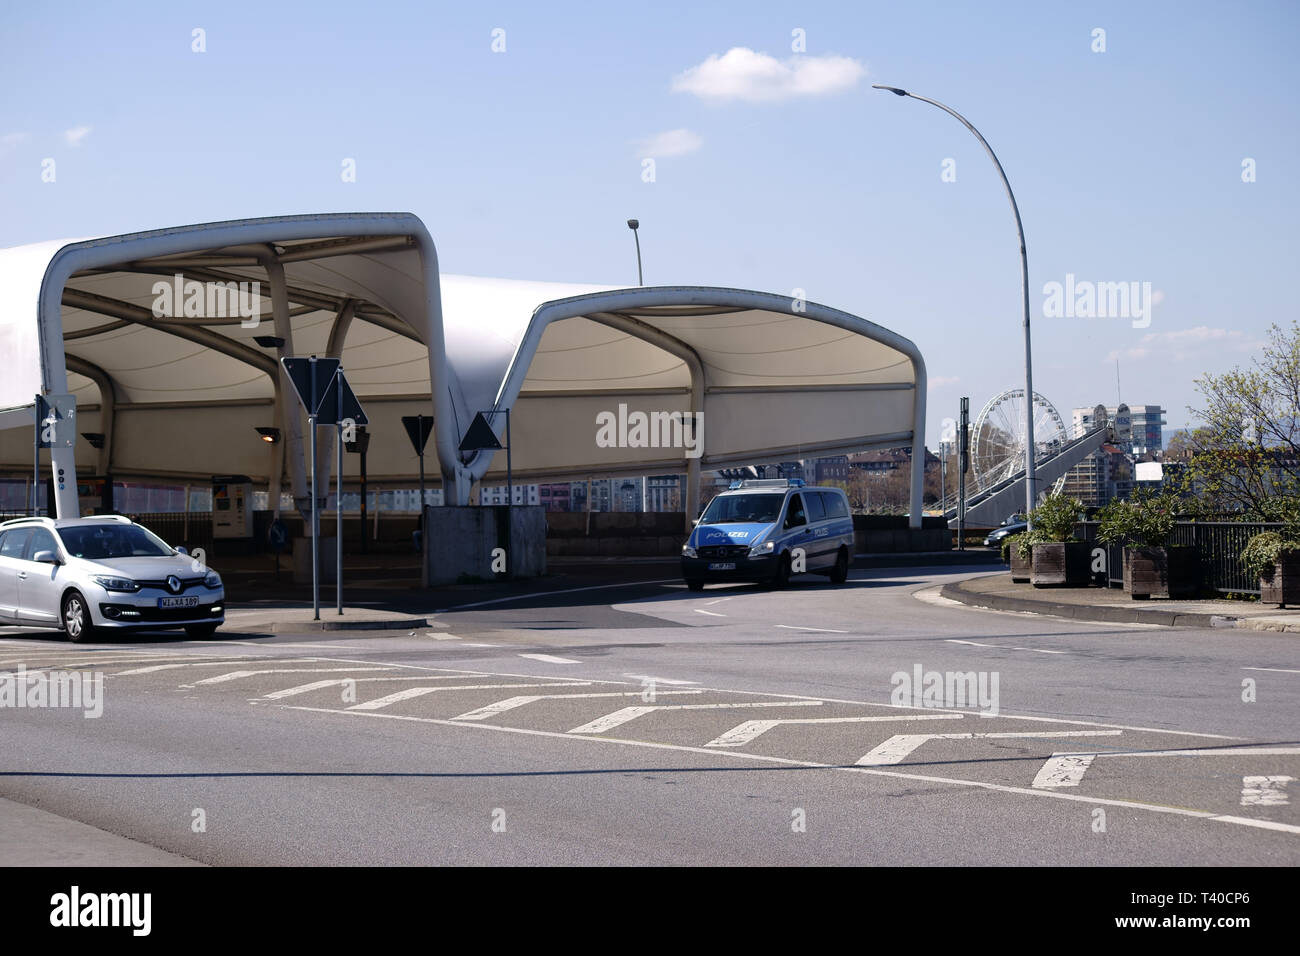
left=708, top=562, right=735, bottom=571
left=158, top=596, right=199, bottom=609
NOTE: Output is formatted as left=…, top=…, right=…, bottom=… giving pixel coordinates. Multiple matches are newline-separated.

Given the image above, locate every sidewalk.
left=942, top=572, right=1300, bottom=633
left=0, top=796, right=202, bottom=866
left=222, top=603, right=436, bottom=633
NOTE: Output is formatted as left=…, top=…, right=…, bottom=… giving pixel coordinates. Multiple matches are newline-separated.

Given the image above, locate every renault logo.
left=166, top=575, right=182, bottom=593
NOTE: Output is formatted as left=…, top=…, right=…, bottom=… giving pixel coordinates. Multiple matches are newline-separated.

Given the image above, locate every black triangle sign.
left=281, top=357, right=340, bottom=416
left=317, top=370, right=368, bottom=427
left=458, top=412, right=502, bottom=452
left=402, top=415, right=434, bottom=456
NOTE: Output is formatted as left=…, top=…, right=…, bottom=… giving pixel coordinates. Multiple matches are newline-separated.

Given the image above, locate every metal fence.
left=127, top=512, right=214, bottom=554
left=1075, top=521, right=1281, bottom=595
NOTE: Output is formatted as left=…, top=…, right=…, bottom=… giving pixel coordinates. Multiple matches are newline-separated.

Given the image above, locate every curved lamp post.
left=872, top=84, right=1036, bottom=522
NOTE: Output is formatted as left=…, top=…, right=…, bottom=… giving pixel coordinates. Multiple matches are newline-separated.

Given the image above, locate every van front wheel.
left=767, top=553, right=791, bottom=590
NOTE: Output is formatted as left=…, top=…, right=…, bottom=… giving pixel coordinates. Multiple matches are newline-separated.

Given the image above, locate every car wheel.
left=685, top=579, right=705, bottom=592
left=829, top=546, right=849, bottom=584
left=185, top=623, right=219, bottom=639
left=767, top=552, right=791, bottom=589
left=62, top=591, right=95, bottom=643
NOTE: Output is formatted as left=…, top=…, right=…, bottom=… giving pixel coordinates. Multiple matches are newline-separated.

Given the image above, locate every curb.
left=265, top=616, right=433, bottom=633
left=939, top=579, right=1299, bottom=633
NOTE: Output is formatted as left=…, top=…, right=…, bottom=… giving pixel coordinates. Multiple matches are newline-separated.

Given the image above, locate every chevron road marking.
left=568, top=700, right=821, bottom=735
left=261, top=675, right=485, bottom=700
left=451, top=690, right=704, bottom=722
left=348, top=682, right=591, bottom=712
left=1241, top=776, right=1294, bottom=807
left=1032, top=747, right=1300, bottom=789
left=706, top=712, right=965, bottom=748
left=857, top=730, right=1124, bottom=767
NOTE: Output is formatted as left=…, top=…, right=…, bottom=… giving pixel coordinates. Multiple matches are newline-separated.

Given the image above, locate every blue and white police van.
left=680, top=479, right=854, bottom=591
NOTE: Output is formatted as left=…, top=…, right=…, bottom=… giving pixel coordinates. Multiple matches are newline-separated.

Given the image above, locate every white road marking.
left=117, top=658, right=321, bottom=676
left=568, top=700, right=822, bottom=735
left=285, top=704, right=1300, bottom=837
left=517, top=653, right=581, bottom=664
left=704, top=598, right=732, bottom=606
left=622, top=674, right=699, bottom=685
left=348, top=682, right=590, bottom=711
left=451, top=690, right=703, bottom=721
left=187, top=667, right=393, bottom=687
left=1031, top=753, right=1099, bottom=789
left=215, top=641, right=367, bottom=650
left=693, top=609, right=726, bottom=617
left=775, top=625, right=849, bottom=633
left=706, top=712, right=964, bottom=748
left=945, top=639, right=1065, bottom=655
left=857, top=730, right=1123, bottom=766
left=1241, top=776, right=1294, bottom=807
left=435, top=578, right=679, bottom=612
left=261, top=675, right=477, bottom=700
left=1243, top=667, right=1300, bottom=675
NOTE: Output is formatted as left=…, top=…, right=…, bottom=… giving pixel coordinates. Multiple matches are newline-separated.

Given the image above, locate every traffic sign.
left=458, top=411, right=502, bottom=452
left=317, top=369, right=368, bottom=426
left=281, top=357, right=340, bottom=417
left=35, top=394, right=77, bottom=449
left=402, top=415, right=434, bottom=456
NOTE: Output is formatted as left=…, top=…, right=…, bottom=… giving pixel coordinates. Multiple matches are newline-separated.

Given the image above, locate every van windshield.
left=700, top=494, right=783, bottom=525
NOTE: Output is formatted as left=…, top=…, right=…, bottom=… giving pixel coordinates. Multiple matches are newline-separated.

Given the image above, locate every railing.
left=127, top=512, right=214, bottom=554
left=1074, top=521, right=1281, bottom=595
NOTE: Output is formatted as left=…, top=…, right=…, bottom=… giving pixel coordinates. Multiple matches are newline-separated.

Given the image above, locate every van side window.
left=824, top=492, right=849, bottom=518
left=805, top=492, right=826, bottom=522
left=784, top=494, right=806, bottom=529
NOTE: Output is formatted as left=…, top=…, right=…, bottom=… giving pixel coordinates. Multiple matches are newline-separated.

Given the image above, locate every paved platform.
left=0, top=796, right=202, bottom=866
left=943, top=573, right=1300, bottom=633
left=222, top=604, right=435, bottom=633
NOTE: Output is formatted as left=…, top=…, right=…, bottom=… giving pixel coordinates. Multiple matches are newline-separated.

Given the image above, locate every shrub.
left=1241, top=530, right=1300, bottom=583
left=1097, top=488, right=1179, bottom=548
left=1027, top=492, right=1084, bottom=543
left=1002, top=528, right=1048, bottom=562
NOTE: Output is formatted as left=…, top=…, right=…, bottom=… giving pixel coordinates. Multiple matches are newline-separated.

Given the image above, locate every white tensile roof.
left=0, top=213, right=926, bottom=521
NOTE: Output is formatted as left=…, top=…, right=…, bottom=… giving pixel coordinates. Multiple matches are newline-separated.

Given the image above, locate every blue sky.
left=2, top=0, right=1296, bottom=446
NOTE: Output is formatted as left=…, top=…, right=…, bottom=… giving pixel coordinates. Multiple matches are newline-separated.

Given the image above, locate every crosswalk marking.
left=706, top=713, right=964, bottom=748
left=568, top=700, right=821, bottom=736
left=857, top=730, right=1123, bottom=766
left=451, top=690, right=704, bottom=722
left=348, top=682, right=591, bottom=712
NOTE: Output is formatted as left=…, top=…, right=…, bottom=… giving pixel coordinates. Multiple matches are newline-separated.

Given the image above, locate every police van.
left=680, top=479, right=854, bottom=591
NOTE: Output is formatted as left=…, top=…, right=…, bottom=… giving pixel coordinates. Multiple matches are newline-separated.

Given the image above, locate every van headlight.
left=748, top=540, right=774, bottom=557
left=681, top=544, right=697, bottom=558
left=93, top=575, right=140, bottom=592
left=204, top=570, right=222, bottom=589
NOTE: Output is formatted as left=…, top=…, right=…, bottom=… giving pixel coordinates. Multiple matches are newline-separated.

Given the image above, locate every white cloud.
left=64, top=125, right=92, bottom=147
left=1105, top=326, right=1265, bottom=364
left=672, top=48, right=867, bottom=103
left=636, top=128, right=703, bottom=158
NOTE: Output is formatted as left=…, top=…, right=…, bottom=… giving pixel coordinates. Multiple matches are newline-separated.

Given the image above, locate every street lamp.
left=873, top=84, right=1037, bottom=523
left=627, top=219, right=643, bottom=286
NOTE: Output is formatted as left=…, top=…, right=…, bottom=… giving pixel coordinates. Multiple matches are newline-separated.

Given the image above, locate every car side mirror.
left=33, top=550, right=61, bottom=565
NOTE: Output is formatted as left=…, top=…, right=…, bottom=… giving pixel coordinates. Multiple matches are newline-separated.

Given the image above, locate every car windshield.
left=700, top=493, right=784, bottom=524
left=57, top=524, right=174, bottom=559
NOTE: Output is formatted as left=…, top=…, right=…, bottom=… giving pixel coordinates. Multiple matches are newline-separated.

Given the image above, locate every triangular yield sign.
left=401, top=415, right=434, bottom=456
left=458, top=412, right=502, bottom=452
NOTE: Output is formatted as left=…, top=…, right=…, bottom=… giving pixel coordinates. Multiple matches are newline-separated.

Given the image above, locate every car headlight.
left=748, top=540, right=775, bottom=557
left=93, top=575, right=139, bottom=592
left=681, top=545, right=697, bottom=558
left=204, top=571, right=222, bottom=589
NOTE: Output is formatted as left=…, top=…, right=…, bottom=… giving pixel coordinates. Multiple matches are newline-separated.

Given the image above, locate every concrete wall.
left=546, top=511, right=687, bottom=557
left=425, top=505, right=546, bottom=585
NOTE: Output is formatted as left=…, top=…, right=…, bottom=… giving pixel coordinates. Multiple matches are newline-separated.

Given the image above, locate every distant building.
left=1072, top=404, right=1166, bottom=456
left=479, top=484, right=539, bottom=506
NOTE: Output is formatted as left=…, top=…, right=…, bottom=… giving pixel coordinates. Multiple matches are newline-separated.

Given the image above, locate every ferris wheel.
left=969, top=389, right=1068, bottom=492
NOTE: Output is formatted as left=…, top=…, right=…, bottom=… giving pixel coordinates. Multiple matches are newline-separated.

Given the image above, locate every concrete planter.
left=1259, top=554, right=1300, bottom=608
left=1009, top=545, right=1031, bottom=583
left=1123, top=546, right=1199, bottom=599
left=1031, top=541, right=1091, bottom=587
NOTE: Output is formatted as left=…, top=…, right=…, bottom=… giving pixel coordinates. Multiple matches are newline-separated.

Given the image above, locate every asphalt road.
left=1, top=564, right=1297, bottom=866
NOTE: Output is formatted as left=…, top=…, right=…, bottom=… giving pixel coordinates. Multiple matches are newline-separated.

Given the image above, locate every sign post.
left=958, top=397, right=970, bottom=552
left=401, top=415, right=434, bottom=588
left=318, top=369, right=367, bottom=615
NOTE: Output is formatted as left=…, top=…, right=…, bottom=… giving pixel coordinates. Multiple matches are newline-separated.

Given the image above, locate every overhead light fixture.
left=255, top=427, right=281, bottom=444
left=253, top=335, right=285, bottom=348
left=81, top=432, right=106, bottom=449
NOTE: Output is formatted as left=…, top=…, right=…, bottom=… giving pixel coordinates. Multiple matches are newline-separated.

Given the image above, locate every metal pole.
left=505, top=408, right=512, bottom=580
left=418, top=437, right=427, bottom=590
left=958, top=398, right=968, bottom=552
left=874, top=85, right=1036, bottom=525
left=336, top=419, right=343, bottom=616
left=32, top=395, right=39, bottom=517
left=359, top=441, right=368, bottom=555
left=309, top=358, right=319, bottom=621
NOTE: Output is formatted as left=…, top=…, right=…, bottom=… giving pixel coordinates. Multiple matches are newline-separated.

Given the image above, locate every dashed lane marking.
left=1242, top=776, right=1294, bottom=807
left=568, top=700, right=822, bottom=736
left=775, top=625, right=849, bottom=633
left=706, top=712, right=965, bottom=748
left=517, top=653, right=581, bottom=664
left=693, top=609, right=726, bottom=618
left=185, top=667, right=394, bottom=687
left=1032, top=747, right=1300, bottom=790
